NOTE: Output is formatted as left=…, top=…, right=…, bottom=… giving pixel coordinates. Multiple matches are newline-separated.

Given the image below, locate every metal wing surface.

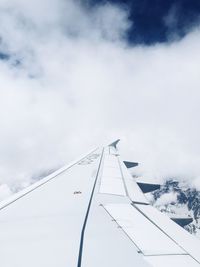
left=0, top=141, right=200, bottom=267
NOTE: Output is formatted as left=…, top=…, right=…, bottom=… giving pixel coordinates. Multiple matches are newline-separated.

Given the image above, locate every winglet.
left=109, top=139, right=120, bottom=149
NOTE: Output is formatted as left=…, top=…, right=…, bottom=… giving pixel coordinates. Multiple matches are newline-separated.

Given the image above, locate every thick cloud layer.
left=0, top=0, right=200, bottom=197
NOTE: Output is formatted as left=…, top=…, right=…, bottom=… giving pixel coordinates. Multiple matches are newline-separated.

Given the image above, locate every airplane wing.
left=0, top=141, right=200, bottom=267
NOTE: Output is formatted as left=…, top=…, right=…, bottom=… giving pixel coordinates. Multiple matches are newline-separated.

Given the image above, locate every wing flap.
left=119, top=160, right=149, bottom=204
left=103, top=203, right=200, bottom=266
left=136, top=204, right=200, bottom=263
left=104, top=203, right=185, bottom=256
left=145, top=255, right=200, bottom=267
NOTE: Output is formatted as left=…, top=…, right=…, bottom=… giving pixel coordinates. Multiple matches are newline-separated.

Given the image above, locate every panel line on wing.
left=101, top=204, right=143, bottom=255
left=145, top=254, right=200, bottom=266
left=118, top=159, right=149, bottom=205
left=77, top=148, right=104, bottom=267
left=145, top=253, right=194, bottom=257
left=117, top=156, right=129, bottom=197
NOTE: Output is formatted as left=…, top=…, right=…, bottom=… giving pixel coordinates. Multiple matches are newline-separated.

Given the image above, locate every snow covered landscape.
left=151, top=180, right=200, bottom=237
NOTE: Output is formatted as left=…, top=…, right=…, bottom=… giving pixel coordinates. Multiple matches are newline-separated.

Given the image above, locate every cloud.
left=163, top=2, right=200, bottom=42
left=0, top=0, right=200, bottom=199
left=0, top=184, right=12, bottom=201
left=154, top=192, right=178, bottom=206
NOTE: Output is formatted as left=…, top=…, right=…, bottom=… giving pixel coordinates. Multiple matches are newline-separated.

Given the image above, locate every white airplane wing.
left=0, top=141, right=200, bottom=267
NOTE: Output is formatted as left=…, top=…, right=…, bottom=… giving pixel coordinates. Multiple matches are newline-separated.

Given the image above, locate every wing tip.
left=109, top=139, right=120, bottom=148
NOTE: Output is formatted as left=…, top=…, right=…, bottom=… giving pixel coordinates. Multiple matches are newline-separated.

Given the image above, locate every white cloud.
left=0, top=0, right=200, bottom=199
left=155, top=192, right=178, bottom=206
left=0, top=184, right=12, bottom=201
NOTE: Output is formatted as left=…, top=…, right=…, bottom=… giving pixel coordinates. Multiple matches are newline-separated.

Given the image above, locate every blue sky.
left=88, top=0, right=200, bottom=44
